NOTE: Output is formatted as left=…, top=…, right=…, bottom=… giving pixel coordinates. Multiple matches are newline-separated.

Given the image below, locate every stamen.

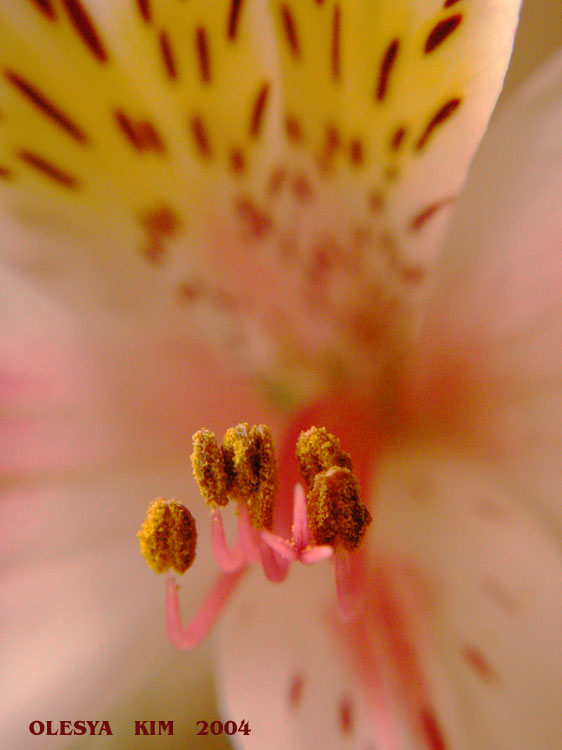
left=296, top=426, right=352, bottom=488
left=191, top=429, right=229, bottom=507
left=210, top=508, right=245, bottom=572
left=307, top=467, right=372, bottom=551
left=236, top=503, right=262, bottom=562
left=166, top=570, right=245, bottom=650
left=222, top=423, right=278, bottom=530
left=138, top=498, right=197, bottom=574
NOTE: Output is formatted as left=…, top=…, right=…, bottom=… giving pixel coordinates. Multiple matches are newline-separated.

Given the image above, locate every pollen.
left=191, top=429, right=229, bottom=507
left=307, top=467, right=372, bottom=551
left=221, top=422, right=278, bottom=530
left=296, top=426, right=352, bottom=488
left=138, top=498, right=197, bottom=574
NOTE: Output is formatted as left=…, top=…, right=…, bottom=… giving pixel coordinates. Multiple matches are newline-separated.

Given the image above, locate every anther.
left=138, top=498, right=197, bottom=574
left=221, top=423, right=278, bottom=530
left=296, top=426, right=352, bottom=489
left=191, top=429, right=229, bottom=507
left=307, top=467, right=372, bottom=551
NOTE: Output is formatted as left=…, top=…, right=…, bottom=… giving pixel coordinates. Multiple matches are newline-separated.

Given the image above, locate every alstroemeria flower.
left=1, top=1, right=561, bottom=749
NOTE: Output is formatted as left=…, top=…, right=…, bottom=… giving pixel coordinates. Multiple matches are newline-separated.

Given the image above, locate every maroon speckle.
left=114, top=110, right=165, bottom=153
left=236, top=196, right=272, bottom=238
left=409, top=197, right=455, bottom=230
left=227, top=0, right=244, bottom=40
left=368, top=190, right=385, bottom=212
left=291, top=174, right=313, bottom=201
left=178, top=282, right=202, bottom=302
left=268, top=166, right=287, bottom=195
left=287, top=672, right=305, bottom=710
left=5, top=70, right=88, bottom=144
left=159, top=31, right=178, bottom=80
left=425, top=15, right=463, bottom=54
left=285, top=115, right=304, bottom=143
left=229, top=148, right=246, bottom=174
left=350, top=138, right=364, bottom=165
left=0, top=166, right=13, bottom=179
left=420, top=708, right=448, bottom=750
left=331, top=5, right=341, bottom=80
left=461, top=645, right=497, bottom=683
left=136, top=0, right=151, bottom=23
left=62, top=0, right=108, bottom=63
left=28, top=0, right=56, bottom=19
left=190, top=116, right=212, bottom=158
left=402, top=265, right=427, bottom=284
left=249, top=82, right=270, bottom=138
left=142, top=205, right=180, bottom=237
left=338, top=697, right=353, bottom=734
left=280, top=4, right=300, bottom=57
left=195, top=27, right=211, bottom=83
left=390, top=125, right=407, bottom=150
left=416, top=98, right=461, bottom=149
left=480, top=577, right=520, bottom=616
left=376, top=38, right=399, bottom=101
left=18, top=149, right=78, bottom=188
left=444, top=0, right=462, bottom=7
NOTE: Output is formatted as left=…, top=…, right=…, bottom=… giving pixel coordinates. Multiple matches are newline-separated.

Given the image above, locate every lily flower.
left=1, top=1, right=561, bottom=749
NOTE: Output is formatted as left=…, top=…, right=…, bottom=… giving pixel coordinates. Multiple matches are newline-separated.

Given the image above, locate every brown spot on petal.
left=62, top=0, right=108, bottom=63
left=338, top=697, right=353, bottom=734
left=349, top=139, right=364, bottom=166
left=227, top=0, right=244, bottom=41
left=416, top=98, right=462, bottom=150
left=376, top=38, right=399, bottom=101
left=461, top=644, right=497, bottom=683
left=115, top=110, right=166, bottom=153
left=18, top=149, right=78, bottom=188
left=0, top=166, right=13, bottom=179
left=390, top=125, right=407, bottom=151
left=409, top=197, right=455, bottom=231
left=249, top=82, right=270, bottom=139
left=285, top=115, right=304, bottom=143
left=136, top=0, right=151, bottom=23
left=288, top=672, right=305, bottom=711
left=190, top=115, right=212, bottom=158
left=280, top=4, right=300, bottom=57
left=195, top=26, right=211, bottom=83
left=444, top=0, right=462, bottom=7
left=236, top=197, right=272, bottom=238
left=331, top=5, right=341, bottom=80
left=159, top=30, right=178, bottom=80
left=291, top=174, right=313, bottom=201
left=5, top=70, right=88, bottom=144
left=425, top=15, right=463, bottom=54
left=229, top=147, right=246, bottom=174
left=28, top=0, right=56, bottom=20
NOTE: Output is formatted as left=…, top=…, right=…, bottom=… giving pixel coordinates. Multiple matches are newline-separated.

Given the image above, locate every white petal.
left=411, top=48, right=562, bottom=537
left=0, top=0, right=521, bottom=403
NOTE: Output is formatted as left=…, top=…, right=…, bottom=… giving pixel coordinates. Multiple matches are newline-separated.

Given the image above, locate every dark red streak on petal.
left=136, top=0, right=151, bottom=23
left=195, top=27, right=211, bottom=83
left=331, top=4, right=341, bottom=80
left=280, top=4, right=300, bottom=57
left=62, top=0, right=108, bottom=63
left=390, top=126, right=407, bottom=151
left=227, top=0, right=244, bottom=41
left=416, top=98, right=461, bottom=150
left=249, top=82, right=270, bottom=138
left=425, top=15, right=463, bottom=54
left=409, top=197, right=455, bottom=230
left=339, top=698, right=353, bottom=735
left=18, top=149, right=79, bottom=188
left=376, top=38, right=400, bottom=101
left=287, top=672, right=305, bottom=711
left=28, top=0, right=56, bottom=20
left=190, top=116, right=212, bottom=158
left=444, top=0, right=462, bottom=7
left=461, top=645, right=497, bottom=684
left=5, top=70, right=88, bottom=144
left=159, top=31, right=178, bottom=80
left=420, top=708, right=448, bottom=750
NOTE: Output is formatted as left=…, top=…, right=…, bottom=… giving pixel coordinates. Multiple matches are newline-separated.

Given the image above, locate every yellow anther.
left=307, top=467, right=372, bottom=551
left=191, top=429, right=229, bottom=507
left=221, top=422, right=278, bottom=530
left=138, top=498, right=197, bottom=574
left=296, top=426, right=352, bottom=488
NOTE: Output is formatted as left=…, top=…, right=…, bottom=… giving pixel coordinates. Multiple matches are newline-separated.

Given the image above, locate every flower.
left=1, top=2, right=561, bottom=750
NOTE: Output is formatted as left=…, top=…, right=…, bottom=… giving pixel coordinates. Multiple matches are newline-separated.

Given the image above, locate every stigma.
left=138, top=423, right=372, bottom=651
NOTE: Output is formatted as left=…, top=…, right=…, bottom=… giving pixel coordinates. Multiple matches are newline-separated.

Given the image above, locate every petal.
left=409, top=48, right=562, bottom=537
left=1, top=0, right=521, bottom=404
left=367, top=442, right=562, bottom=750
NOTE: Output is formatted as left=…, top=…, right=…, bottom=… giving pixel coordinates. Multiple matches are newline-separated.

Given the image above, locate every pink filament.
left=259, top=542, right=290, bottom=582
left=210, top=508, right=245, bottom=572
left=166, top=569, right=245, bottom=650
left=334, top=549, right=363, bottom=622
left=291, top=483, right=310, bottom=549
left=237, top=504, right=261, bottom=562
